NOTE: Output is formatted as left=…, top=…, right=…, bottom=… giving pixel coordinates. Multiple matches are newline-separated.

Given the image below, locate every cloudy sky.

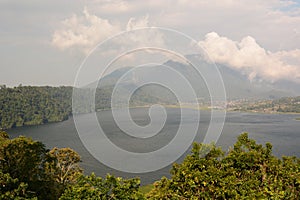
left=1, top=0, right=300, bottom=86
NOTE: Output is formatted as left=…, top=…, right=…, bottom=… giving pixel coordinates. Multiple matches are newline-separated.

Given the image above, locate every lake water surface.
left=7, top=108, right=300, bottom=184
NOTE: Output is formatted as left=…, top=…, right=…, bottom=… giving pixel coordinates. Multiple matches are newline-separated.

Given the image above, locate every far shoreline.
left=4, top=104, right=300, bottom=131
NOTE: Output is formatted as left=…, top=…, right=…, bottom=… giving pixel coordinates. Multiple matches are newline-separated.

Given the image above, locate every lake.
left=7, top=108, right=300, bottom=185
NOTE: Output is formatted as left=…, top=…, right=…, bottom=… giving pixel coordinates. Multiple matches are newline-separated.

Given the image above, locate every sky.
left=1, top=0, right=300, bottom=86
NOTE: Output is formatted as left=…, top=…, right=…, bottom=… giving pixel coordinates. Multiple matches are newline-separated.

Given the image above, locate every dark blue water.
left=7, top=108, right=300, bottom=184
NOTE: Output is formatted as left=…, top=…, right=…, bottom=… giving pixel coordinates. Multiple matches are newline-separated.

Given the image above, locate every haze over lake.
left=7, top=108, right=300, bottom=184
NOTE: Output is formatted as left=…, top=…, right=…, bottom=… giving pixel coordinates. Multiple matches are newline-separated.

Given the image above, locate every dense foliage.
left=1, top=131, right=299, bottom=199
left=0, top=85, right=177, bottom=130
left=0, top=85, right=73, bottom=130
left=0, top=131, right=82, bottom=199
left=60, top=173, right=144, bottom=200
left=148, top=133, right=300, bottom=199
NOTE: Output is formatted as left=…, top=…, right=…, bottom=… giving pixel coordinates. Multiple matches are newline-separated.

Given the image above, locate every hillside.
left=0, top=84, right=177, bottom=130
left=1, top=57, right=299, bottom=130
left=91, top=56, right=294, bottom=102
left=227, top=96, right=300, bottom=113
left=0, top=85, right=73, bottom=130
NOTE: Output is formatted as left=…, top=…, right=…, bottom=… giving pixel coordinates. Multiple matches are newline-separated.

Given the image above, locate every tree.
left=0, top=134, right=84, bottom=199
left=0, top=171, right=36, bottom=200
left=147, top=133, right=300, bottom=199
left=1, top=131, right=299, bottom=199
left=45, top=147, right=83, bottom=198
left=0, top=136, right=47, bottom=184
left=0, top=136, right=48, bottom=199
left=60, top=173, right=145, bottom=200
left=0, top=86, right=73, bottom=130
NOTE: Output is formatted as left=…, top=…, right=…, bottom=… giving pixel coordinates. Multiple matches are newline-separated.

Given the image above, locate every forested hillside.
left=0, top=85, right=73, bottom=130
left=0, top=85, right=177, bottom=130
left=2, top=84, right=299, bottom=131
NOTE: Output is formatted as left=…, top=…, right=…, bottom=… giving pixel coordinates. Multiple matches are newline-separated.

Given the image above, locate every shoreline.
left=5, top=105, right=300, bottom=131
left=227, top=109, right=300, bottom=115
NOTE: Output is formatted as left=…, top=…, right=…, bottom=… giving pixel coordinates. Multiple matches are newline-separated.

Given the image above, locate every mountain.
left=1, top=57, right=297, bottom=129
left=89, top=55, right=294, bottom=105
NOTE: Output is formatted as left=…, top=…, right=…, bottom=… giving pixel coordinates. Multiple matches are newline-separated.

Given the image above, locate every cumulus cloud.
left=52, top=7, right=120, bottom=53
left=84, top=0, right=300, bottom=51
left=126, top=15, right=150, bottom=31
left=52, top=9, right=165, bottom=54
left=123, top=15, right=166, bottom=48
left=50, top=2, right=300, bottom=84
left=199, top=32, right=300, bottom=83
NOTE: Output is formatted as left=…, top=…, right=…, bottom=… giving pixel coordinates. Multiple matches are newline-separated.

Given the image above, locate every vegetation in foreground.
left=0, top=131, right=299, bottom=199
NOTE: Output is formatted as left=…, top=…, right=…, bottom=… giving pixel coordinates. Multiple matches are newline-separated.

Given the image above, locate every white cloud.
left=52, top=0, right=300, bottom=53
left=199, top=32, right=300, bottom=83
left=51, top=7, right=121, bottom=53
left=50, top=1, right=300, bottom=84
left=126, top=15, right=150, bottom=31
left=84, top=0, right=300, bottom=51
left=123, top=15, right=166, bottom=48
left=52, top=9, right=165, bottom=54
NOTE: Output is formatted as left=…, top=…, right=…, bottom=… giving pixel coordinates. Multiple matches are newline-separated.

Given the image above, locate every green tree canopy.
left=1, top=131, right=299, bottom=199
left=0, top=133, right=83, bottom=199
left=147, top=133, right=300, bottom=199
left=45, top=147, right=83, bottom=199
left=59, top=173, right=145, bottom=200
left=0, top=136, right=48, bottom=199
